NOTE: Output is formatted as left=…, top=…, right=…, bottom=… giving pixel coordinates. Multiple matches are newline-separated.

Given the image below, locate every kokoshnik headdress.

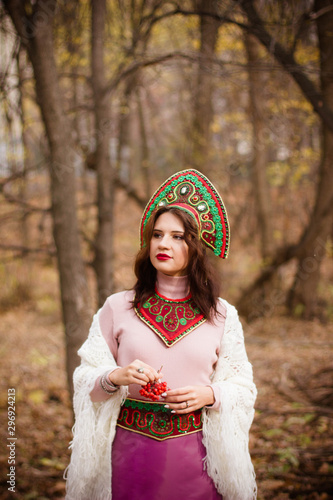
left=140, top=169, right=230, bottom=258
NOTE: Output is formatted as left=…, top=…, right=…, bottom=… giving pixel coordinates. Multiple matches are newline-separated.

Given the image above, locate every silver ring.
left=185, top=401, right=189, bottom=408
left=137, top=367, right=144, bottom=373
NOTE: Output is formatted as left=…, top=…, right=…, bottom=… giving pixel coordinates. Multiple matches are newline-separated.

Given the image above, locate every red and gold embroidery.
left=134, top=291, right=206, bottom=347
left=117, top=398, right=203, bottom=441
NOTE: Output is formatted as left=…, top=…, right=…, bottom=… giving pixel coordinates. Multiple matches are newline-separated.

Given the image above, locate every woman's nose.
left=158, top=235, right=170, bottom=248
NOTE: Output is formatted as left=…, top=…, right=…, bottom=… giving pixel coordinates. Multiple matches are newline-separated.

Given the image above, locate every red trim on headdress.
left=167, top=202, right=201, bottom=228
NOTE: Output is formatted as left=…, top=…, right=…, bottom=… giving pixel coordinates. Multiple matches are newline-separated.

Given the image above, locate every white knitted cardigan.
left=65, top=299, right=257, bottom=500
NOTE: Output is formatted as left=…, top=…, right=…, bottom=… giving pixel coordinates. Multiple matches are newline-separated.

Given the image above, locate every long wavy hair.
left=132, top=206, right=221, bottom=321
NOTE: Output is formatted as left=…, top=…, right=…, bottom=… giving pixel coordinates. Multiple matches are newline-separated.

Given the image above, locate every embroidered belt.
left=116, top=398, right=203, bottom=441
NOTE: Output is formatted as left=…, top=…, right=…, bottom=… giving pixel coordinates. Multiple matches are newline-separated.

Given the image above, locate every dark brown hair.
left=132, top=206, right=220, bottom=321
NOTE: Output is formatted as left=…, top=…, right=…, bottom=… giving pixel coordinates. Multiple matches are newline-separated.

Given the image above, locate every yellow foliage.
left=216, top=24, right=245, bottom=55
left=325, top=239, right=333, bottom=258
left=269, top=97, right=313, bottom=115
left=151, top=11, right=199, bottom=51
left=39, top=457, right=66, bottom=470
left=223, top=111, right=247, bottom=124
left=273, top=229, right=283, bottom=241
left=267, top=144, right=319, bottom=187
left=295, top=46, right=320, bottom=66
left=267, top=161, right=290, bottom=187
left=223, top=145, right=235, bottom=157
left=305, top=148, right=319, bottom=161
left=36, top=297, right=58, bottom=316
left=192, top=38, right=200, bottom=50
left=28, top=390, right=46, bottom=404
left=29, top=348, right=49, bottom=367
left=291, top=162, right=310, bottom=185
left=210, top=119, right=222, bottom=134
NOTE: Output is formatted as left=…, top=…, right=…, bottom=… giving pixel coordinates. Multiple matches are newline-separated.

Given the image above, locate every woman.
left=65, top=169, right=257, bottom=500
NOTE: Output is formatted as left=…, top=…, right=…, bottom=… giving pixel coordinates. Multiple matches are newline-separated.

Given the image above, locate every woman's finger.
left=127, top=361, right=161, bottom=385
left=165, top=399, right=196, bottom=414
left=111, top=360, right=163, bottom=387
left=164, top=387, right=193, bottom=403
left=133, top=360, right=161, bottom=380
left=163, top=385, right=214, bottom=414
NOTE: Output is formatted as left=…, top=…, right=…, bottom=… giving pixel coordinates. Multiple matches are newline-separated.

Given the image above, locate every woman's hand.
left=163, top=385, right=215, bottom=414
left=108, top=360, right=162, bottom=387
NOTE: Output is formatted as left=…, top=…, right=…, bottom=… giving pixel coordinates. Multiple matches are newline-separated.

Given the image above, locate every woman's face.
left=149, top=212, right=189, bottom=277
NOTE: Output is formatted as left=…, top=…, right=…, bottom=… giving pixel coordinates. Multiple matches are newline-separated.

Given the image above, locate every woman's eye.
left=174, top=235, right=184, bottom=240
left=153, top=232, right=162, bottom=238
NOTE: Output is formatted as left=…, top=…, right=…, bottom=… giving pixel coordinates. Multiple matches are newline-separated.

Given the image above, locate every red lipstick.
left=156, top=253, right=171, bottom=260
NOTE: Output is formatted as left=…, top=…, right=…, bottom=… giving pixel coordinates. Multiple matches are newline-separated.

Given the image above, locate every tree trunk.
left=4, top=0, right=91, bottom=397
left=136, top=85, right=151, bottom=199
left=192, top=0, right=220, bottom=173
left=17, top=47, right=30, bottom=251
left=288, top=0, right=333, bottom=318
left=245, top=32, right=274, bottom=259
left=91, top=0, right=115, bottom=307
left=236, top=0, right=333, bottom=320
left=116, top=76, right=137, bottom=186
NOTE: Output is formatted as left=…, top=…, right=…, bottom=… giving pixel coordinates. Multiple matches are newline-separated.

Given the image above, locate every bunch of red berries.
left=139, top=381, right=168, bottom=401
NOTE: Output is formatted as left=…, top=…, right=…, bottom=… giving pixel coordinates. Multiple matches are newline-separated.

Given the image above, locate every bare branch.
left=239, top=0, right=333, bottom=132
left=103, top=51, right=191, bottom=97
left=309, top=4, right=333, bottom=20
left=2, top=189, right=50, bottom=213
left=140, top=5, right=246, bottom=34
left=115, top=176, right=147, bottom=208
left=0, top=242, right=56, bottom=256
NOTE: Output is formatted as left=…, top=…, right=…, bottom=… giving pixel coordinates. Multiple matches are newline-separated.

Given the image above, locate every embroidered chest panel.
left=134, top=292, right=206, bottom=347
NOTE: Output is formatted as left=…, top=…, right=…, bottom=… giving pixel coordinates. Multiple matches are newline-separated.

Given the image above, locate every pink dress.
left=90, top=272, right=226, bottom=500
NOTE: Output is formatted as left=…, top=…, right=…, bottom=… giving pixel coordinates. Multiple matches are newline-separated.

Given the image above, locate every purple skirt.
left=111, top=427, right=222, bottom=500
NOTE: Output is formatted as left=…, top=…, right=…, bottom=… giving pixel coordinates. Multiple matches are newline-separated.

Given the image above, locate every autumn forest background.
left=0, top=1, right=333, bottom=499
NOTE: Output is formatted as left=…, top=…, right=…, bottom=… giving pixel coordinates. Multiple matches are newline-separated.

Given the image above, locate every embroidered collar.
left=134, top=290, right=206, bottom=347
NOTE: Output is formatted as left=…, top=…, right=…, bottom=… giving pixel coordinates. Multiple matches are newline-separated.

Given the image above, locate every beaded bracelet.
left=99, top=371, right=119, bottom=395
